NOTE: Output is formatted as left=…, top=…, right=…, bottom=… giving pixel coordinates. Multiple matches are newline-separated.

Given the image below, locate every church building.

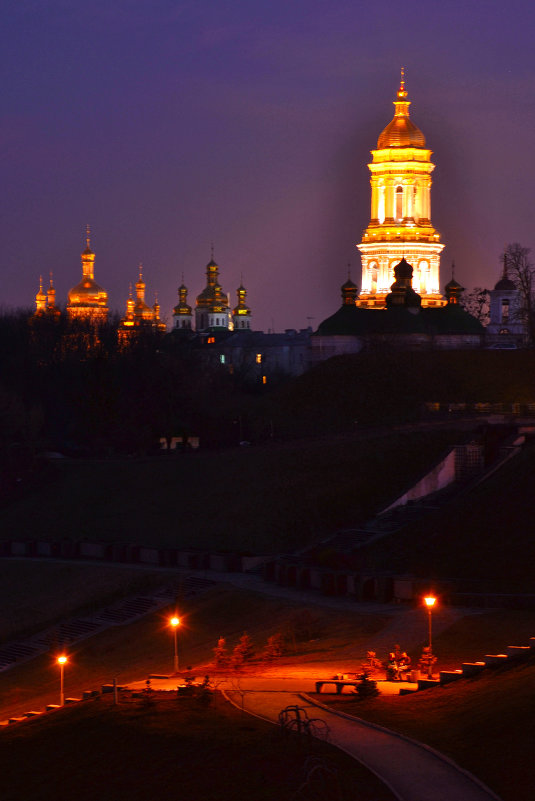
left=117, top=266, right=166, bottom=344
left=486, top=255, right=524, bottom=346
left=357, top=72, right=444, bottom=308
left=66, top=228, right=109, bottom=323
left=312, top=75, right=484, bottom=358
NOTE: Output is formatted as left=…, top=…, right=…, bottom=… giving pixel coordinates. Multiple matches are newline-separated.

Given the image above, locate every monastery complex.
left=31, top=76, right=524, bottom=368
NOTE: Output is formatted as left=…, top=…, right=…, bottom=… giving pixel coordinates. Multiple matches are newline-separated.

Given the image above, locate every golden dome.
left=68, top=277, right=107, bottom=304
left=377, top=72, right=426, bottom=149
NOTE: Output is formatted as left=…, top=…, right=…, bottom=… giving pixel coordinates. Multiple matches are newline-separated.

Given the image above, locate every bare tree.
left=502, top=243, right=535, bottom=344
left=461, top=287, right=490, bottom=326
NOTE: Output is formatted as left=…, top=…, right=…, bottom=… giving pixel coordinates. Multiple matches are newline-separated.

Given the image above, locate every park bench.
left=315, top=679, right=360, bottom=694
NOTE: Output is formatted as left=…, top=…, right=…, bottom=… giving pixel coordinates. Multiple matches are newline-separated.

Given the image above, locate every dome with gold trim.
left=67, top=228, right=108, bottom=322
left=377, top=73, right=426, bottom=149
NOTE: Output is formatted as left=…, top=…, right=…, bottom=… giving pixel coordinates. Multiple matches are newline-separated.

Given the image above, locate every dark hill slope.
left=363, top=439, right=535, bottom=591
left=0, top=429, right=462, bottom=553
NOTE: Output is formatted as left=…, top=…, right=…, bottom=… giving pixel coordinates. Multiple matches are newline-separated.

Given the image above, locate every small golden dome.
left=377, top=72, right=426, bottom=149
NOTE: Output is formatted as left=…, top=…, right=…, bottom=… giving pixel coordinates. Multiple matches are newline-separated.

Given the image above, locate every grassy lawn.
left=0, top=561, right=173, bottom=641
left=0, top=692, right=397, bottom=801
left=321, top=658, right=535, bottom=801
left=0, top=428, right=464, bottom=552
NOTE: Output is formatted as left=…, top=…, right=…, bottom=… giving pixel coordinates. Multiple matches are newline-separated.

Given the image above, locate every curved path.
left=224, top=685, right=502, bottom=801
left=136, top=673, right=502, bottom=801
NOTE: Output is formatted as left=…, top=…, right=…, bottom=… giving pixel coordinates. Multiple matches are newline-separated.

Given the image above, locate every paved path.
left=135, top=675, right=502, bottom=801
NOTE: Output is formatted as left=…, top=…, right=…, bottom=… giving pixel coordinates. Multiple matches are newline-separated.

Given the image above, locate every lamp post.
left=170, top=616, right=180, bottom=674
left=424, top=596, right=437, bottom=678
left=57, top=655, right=68, bottom=706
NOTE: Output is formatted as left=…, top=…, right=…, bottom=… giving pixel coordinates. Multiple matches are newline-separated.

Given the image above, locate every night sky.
left=2, top=0, right=535, bottom=332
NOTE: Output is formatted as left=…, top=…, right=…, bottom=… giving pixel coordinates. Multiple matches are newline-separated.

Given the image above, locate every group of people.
left=386, top=645, right=412, bottom=681
left=359, top=644, right=437, bottom=682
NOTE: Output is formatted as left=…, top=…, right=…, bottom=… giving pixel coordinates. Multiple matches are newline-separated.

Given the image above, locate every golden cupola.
left=173, top=278, right=193, bottom=330
left=232, top=280, right=252, bottom=330
left=67, top=227, right=109, bottom=322
left=195, top=254, right=232, bottom=331
left=34, top=276, right=47, bottom=314
left=377, top=76, right=426, bottom=149
left=133, top=265, right=154, bottom=321
left=357, top=71, right=445, bottom=309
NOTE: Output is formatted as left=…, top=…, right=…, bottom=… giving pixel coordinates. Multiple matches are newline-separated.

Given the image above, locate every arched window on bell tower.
left=395, top=186, right=403, bottom=222
left=501, top=298, right=510, bottom=323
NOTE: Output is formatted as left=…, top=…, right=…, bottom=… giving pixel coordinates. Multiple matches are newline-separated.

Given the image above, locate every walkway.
left=137, top=674, right=502, bottom=801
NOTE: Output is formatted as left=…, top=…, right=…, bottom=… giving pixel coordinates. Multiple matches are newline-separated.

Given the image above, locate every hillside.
left=0, top=693, right=395, bottom=801
left=362, top=437, right=535, bottom=591
left=0, top=428, right=463, bottom=552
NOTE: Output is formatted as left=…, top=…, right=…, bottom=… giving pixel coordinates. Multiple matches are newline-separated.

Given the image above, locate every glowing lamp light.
left=57, top=655, right=68, bottom=706
left=170, top=616, right=181, bottom=674
left=423, top=595, right=437, bottom=677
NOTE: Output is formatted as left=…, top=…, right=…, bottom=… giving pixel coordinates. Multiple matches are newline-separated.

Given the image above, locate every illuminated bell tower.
left=232, top=281, right=252, bottom=330
left=357, top=72, right=444, bottom=308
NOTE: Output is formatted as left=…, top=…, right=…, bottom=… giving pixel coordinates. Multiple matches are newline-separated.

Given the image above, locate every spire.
left=394, top=66, right=410, bottom=117
left=35, top=275, right=47, bottom=313
left=445, top=262, right=463, bottom=304
left=502, top=250, right=508, bottom=279
left=341, top=264, right=357, bottom=306
left=81, top=226, right=96, bottom=278
left=126, top=283, right=134, bottom=315
left=47, top=272, right=57, bottom=308
left=83, top=223, right=93, bottom=255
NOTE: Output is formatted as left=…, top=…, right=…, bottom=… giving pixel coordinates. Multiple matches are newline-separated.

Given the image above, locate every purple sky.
left=2, top=0, right=535, bottom=332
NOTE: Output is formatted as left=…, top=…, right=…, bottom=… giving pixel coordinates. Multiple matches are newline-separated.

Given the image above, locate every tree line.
left=0, top=310, right=263, bottom=496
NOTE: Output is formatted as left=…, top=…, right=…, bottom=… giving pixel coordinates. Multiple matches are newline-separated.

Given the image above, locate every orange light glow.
left=424, top=596, right=437, bottom=608
left=57, top=655, right=68, bottom=665
left=170, top=616, right=180, bottom=628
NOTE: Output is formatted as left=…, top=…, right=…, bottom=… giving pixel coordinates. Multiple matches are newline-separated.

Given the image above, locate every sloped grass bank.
left=0, top=693, right=396, bottom=801
left=322, top=657, right=535, bottom=801
left=364, top=438, right=535, bottom=590
left=0, top=428, right=462, bottom=552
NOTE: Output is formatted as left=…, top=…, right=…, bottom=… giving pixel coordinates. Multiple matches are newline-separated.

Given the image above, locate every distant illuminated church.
left=117, top=266, right=166, bottom=344
left=357, top=71, right=444, bottom=308
left=172, top=253, right=252, bottom=333
left=67, top=228, right=109, bottom=322
left=312, top=74, right=484, bottom=356
left=33, top=273, right=60, bottom=320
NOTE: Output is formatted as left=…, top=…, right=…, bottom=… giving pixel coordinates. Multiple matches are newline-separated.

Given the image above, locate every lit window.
left=207, top=336, right=215, bottom=344
left=220, top=354, right=225, bottom=364
left=262, top=375, right=267, bottom=384
left=256, top=353, right=262, bottom=364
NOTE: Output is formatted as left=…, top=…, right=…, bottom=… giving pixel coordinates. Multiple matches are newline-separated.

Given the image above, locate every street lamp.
left=424, top=596, right=437, bottom=678
left=57, top=655, right=68, bottom=706
left=170, top=616, right=180, bottom=674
